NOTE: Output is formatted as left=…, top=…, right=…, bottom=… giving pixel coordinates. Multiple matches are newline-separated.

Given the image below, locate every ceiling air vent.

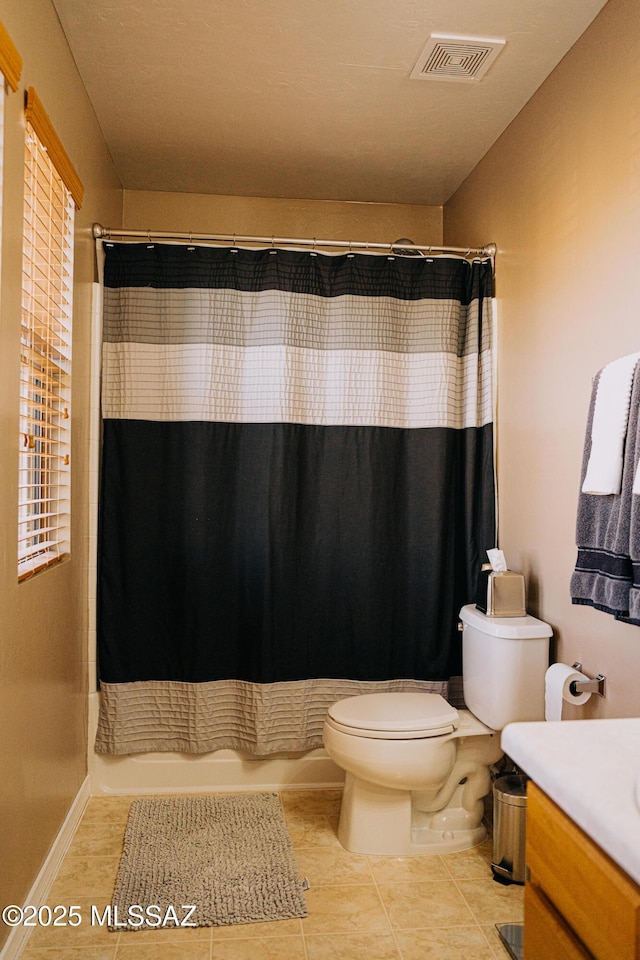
left=410, top=34, right=505, bottom=83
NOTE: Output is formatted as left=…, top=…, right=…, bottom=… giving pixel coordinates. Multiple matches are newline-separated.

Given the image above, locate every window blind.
left=24, top=88, right=83, bottom=208
left=18, top=116, right=75, bottom=579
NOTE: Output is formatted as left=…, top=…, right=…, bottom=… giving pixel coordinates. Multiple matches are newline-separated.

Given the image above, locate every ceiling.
left=52, top=0, right=608, bottom=206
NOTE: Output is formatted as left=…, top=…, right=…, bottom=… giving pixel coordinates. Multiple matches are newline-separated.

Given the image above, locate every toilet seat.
left=326, top=692, right=459, bottom=740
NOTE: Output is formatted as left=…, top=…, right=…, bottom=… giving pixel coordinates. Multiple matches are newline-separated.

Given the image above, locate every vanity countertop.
left=501, top=718, right=640, bottom=886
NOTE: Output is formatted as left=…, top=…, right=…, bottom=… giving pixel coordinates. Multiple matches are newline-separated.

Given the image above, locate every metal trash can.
left=491, top=774, right=528, bottom=885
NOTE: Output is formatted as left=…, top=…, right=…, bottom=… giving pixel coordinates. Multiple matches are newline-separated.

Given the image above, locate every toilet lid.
left=327, top=693, right=459, bottom=737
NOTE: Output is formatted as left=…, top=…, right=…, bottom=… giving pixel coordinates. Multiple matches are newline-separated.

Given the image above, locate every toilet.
left=323, top=603, right=552, bottom=855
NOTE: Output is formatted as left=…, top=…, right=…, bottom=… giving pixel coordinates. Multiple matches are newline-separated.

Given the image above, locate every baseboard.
left=0, top=777, right=91, bottom=960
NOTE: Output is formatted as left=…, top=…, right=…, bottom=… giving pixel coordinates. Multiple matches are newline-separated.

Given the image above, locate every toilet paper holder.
left=571, top=663, right=606, bottom=698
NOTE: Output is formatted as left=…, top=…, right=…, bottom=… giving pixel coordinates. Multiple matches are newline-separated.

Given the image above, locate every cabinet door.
left=524, top=881, right=594, bottom=960
left=526, top=783, right=640, bottom=960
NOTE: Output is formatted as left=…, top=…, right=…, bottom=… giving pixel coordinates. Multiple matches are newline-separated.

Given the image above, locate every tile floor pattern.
left=19, top=790, right=521, bottom=959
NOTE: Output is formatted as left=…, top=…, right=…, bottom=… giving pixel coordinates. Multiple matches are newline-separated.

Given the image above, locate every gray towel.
left=625, top=368, right=640, bottom=624
left=570, top=361, right=640, bottom=623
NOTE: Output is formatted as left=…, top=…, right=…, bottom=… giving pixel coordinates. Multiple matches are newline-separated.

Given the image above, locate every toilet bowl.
left=324, top=695, right=502, bottom=854
left=322, top=604, right=553, bottom=856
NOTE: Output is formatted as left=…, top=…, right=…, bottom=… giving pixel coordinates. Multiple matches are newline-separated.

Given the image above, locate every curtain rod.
left=92, top=223, right=496, bottom=260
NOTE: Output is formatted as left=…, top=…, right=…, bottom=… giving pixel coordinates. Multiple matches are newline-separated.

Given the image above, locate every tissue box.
left=476, top=569, right=526, bottom=617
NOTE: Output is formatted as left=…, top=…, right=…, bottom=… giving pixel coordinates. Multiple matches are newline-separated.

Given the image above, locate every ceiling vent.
left=410, top=34, right=506, bottom=83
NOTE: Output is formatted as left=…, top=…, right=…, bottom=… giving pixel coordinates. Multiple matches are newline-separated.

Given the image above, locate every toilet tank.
left=459, top=604, right=552, bottom=731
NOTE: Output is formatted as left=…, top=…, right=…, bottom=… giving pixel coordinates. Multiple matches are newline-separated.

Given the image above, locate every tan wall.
left=445, top=0, right=640, bottom=719
left=0, top=0, right=121, bottom=943
left=123, top=190, right=443, bottom=247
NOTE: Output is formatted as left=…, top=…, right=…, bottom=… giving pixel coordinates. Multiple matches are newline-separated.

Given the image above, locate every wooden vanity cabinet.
left=524, top=782, right=640, bottom=960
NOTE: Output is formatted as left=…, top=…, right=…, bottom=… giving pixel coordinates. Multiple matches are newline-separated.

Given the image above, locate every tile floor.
left=19, top=790, right=521, bottom=959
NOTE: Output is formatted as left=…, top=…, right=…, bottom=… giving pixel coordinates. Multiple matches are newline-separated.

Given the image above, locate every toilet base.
left=337, top=772, right=488, bottom=856
left=410, top=815, right=487, bottom=854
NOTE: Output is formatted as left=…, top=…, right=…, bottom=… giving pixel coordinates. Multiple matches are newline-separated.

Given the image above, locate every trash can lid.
left=494, top=774, right=528, bottom=806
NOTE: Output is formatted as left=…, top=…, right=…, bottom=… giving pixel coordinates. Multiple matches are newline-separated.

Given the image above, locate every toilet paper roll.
left=544, top=662, right=592, bottom=721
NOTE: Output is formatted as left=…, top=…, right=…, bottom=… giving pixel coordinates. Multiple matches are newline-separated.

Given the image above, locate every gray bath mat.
left=111, top=793, right=308, bottom=930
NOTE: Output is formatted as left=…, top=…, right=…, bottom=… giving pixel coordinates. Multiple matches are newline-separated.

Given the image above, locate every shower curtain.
left=95, top=242, right=495, bottom=756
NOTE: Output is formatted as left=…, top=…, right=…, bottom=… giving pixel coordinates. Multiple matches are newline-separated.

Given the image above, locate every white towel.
left=634, top=453, right=640, bottom=495
left=582, top=352, right=640, bottom=495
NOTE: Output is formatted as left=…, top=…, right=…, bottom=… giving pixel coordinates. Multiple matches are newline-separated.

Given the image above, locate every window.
left=18, top=88, right=83, bottom=580
left=0, top=20, right=23, bottom=340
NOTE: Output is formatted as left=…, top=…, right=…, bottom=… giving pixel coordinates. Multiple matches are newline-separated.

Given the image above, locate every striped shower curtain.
left=95, top=242, right=495, bottom=756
